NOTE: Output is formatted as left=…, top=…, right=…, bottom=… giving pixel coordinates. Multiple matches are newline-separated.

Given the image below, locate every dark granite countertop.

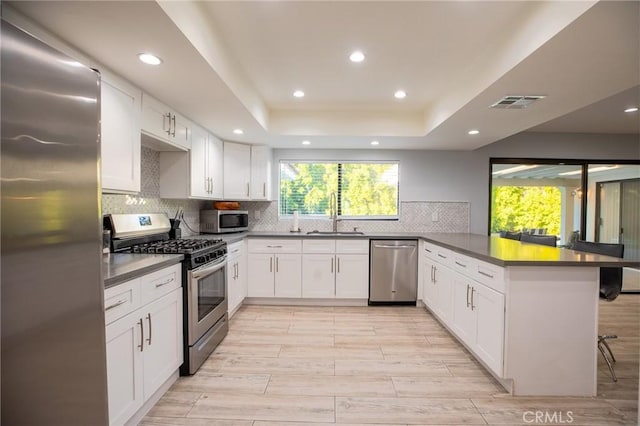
left=421, top=233, right=639, bottom=268
left=242, top=231, right=639, bottom=268
left=103, top=253, right=184, bottom=289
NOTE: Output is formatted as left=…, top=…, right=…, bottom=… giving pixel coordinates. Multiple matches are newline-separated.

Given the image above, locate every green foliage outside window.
left=491, top=186, right=561, bottom=235
left=279, top=162, right=398, bottom=218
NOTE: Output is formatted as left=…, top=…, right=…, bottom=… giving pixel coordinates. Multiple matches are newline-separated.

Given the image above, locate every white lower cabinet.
left=420, top=243, right=505, bottom=377
left=247, top=239, right=302, bottom=297
left=451, top=274, right=504, bottom=375
left=301, top=239, right=369, bottom=299
left=227, top=240, right=247, bottom=315
left=104, top=264, right=182, bottom=426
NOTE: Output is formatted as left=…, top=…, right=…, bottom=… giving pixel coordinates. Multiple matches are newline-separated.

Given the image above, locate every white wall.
left=273, top=132, right=639, bottom=234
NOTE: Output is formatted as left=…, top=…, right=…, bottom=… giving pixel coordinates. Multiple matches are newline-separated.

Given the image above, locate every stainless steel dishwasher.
left=369, top=239, right=418, bottom=304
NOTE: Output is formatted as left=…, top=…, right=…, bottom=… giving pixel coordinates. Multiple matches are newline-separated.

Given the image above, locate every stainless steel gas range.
left=104, top=213, right=229, bottom=375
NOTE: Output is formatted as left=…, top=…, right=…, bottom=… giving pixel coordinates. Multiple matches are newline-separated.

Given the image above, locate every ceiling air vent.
left=490, top=95, right=546, bottom=109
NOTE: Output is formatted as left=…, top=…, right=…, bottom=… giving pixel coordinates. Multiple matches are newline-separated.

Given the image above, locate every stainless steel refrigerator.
left=1, top=20, right=109, bottom=424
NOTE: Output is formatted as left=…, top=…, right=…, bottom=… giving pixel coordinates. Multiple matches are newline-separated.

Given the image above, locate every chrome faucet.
left=329, top=192, right=339, bottom=232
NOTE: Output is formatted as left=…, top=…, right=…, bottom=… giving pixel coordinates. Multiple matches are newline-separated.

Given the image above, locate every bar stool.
left=572, top=240, right=624, bottom=382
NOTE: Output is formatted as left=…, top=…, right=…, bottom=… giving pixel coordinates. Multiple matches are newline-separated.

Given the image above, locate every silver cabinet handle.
left=155, top=277, right=174, bottom=288
left=466, top=284, right=470, bottom=308
left=263, top=182, right=266, bottom=197
left=374, top=244, right=415, bottom=249
left=478, top=270, right=494, bottom=279
left=331, top=257, right=334, bottom=273
left=235, top=262, right=239, bottom=280
left=276, top=256, right=279, bottom=273
left=146, top=313, right=152, bottom=345
left=164, top=113, right=171, bottom=135
left=247, top=183, right=250, bottom=197
left=138, top=318, right=144, bottom=352
left=470, top=287, right=476, bottom=311
left=433, top=266, right=437, bottom=282
left=267, top=245, right=283, bottom=248
left=424, top=247, right=432, bottom=253
left=455, top=261, right=467, bottom=268
left=171, top=114, right=176, bottom=137
left=269, top=256, right=273, bottom=273
left=105, top=299, right=126, bottom=311
left=337, top=257, right=340, bottom=273
left=437, top=253, right=447, bottom=259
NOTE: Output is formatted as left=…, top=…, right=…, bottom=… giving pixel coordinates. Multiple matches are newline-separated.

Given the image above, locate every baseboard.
left=125, top=370, right=179, bottom=426
left=243, top=297, right=368, bottom=307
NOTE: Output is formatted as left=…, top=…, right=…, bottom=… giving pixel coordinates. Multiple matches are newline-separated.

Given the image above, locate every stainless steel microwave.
left=200, top=210, right=249, bottom=234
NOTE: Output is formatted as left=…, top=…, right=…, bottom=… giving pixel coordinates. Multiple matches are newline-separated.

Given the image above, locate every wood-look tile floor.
left=142, top=295, right=639, bottom=425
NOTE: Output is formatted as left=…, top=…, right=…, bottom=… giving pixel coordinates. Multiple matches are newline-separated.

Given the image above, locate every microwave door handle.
left=191, top=256, right=227, bottom=280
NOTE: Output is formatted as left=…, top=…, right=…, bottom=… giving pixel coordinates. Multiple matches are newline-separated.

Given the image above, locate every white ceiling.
left=7, top=1, right=640, bottom=150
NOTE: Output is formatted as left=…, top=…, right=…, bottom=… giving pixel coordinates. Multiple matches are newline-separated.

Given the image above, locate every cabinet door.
left=474, top=282, right=505, bottom=376
left=101, top=76, right=141, bottom=193
left=208, top=134, right=224, bottom=199
left=141, top=94, right=171, bottom=141
left=142, top=289, right=183, bottom=398
left=436, top=264, right=455, bottom=323
left=274, top=254, right=302, bottom=297
left=172, top=113, right=191, bottom=150
left=227, top=256, right=240, bottom=314
left=105, top=311, right=144, bottom=426
left=422, top=256, right=437, bottom=309
left=237, top=245, right=248, bottom=302
left=450, top=274, right=476, bottom=347
left=335, top=254, right=369, bottom=299
left=189, top=125, right=209, bottom=198
left=247, top=254, right=274, bottom=297
left=250, top=145, right=272, bottom=200
left=302, top=254, right=335, bottom=298
left=223, top=142, right=251, bottom=200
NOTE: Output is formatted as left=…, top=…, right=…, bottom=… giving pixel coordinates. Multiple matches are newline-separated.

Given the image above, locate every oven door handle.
left=191, top=255, right=227, bottom=280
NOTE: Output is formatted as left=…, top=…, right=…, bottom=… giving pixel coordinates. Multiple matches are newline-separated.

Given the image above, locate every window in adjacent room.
left=279, top=161, right=399, bottom=219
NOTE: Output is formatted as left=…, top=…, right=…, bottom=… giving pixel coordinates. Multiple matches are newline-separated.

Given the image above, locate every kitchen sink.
left=306, top=230, right=365, bottom=235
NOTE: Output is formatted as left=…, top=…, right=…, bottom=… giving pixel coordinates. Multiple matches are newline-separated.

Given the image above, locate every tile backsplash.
left=241, top=200, right=469, bottom=233
left=103, top=147, right=469, bottom=236
left=102, top=147, right=210, bottom=236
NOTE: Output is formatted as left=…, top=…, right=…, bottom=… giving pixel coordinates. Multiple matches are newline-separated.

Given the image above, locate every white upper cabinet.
left=159, top=124, right=223, bottom=200
left=250, top=145, right=272, bottom=200
left=223, top=142, right=251, bottom=200
left=141, top=94, right=191, bottom=150
left=100, top=72, right=141, bottom=193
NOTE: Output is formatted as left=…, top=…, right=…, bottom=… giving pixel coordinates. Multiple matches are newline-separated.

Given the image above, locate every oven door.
left=187, top=255, right=227, bottom=346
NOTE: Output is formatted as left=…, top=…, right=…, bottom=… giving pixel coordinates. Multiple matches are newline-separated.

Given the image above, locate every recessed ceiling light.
left=293, top=90, right=305, bottom=98
left=371, top=141, right=379, bottom=146
left=394, top=90, right=406, bottom=99
left=624, top=107, right=638, bottom=113
left=349, top=50, right=365, bottom=63
left=302, top=140, right=311, bottom=145
left=468, top=129, right=480, bottom=135
left=138, top=53, right=162, bottom=65
left=233, top=129, right=244, bottom=135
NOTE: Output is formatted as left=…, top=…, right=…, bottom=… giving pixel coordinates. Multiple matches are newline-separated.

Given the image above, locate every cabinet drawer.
left=336, top=239, right=369, bottom=254
left=248, top=239, right=302, bottom=253
left=227, top=241, right=244, bottom=258
left=432, top=246, right=453, bottom=268
left=452, top=253, right=476, bottom=276
left=104, top=279, right=141, bottom=325
left=303, top=239, right=336, bottom=254
left=473, top=259, right=505, bottom=293
left=140, top=264, right=182, bottom=306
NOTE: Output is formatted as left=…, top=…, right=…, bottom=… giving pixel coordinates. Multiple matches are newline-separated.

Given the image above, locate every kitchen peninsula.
left=238, top=232, right=638, bottom=397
